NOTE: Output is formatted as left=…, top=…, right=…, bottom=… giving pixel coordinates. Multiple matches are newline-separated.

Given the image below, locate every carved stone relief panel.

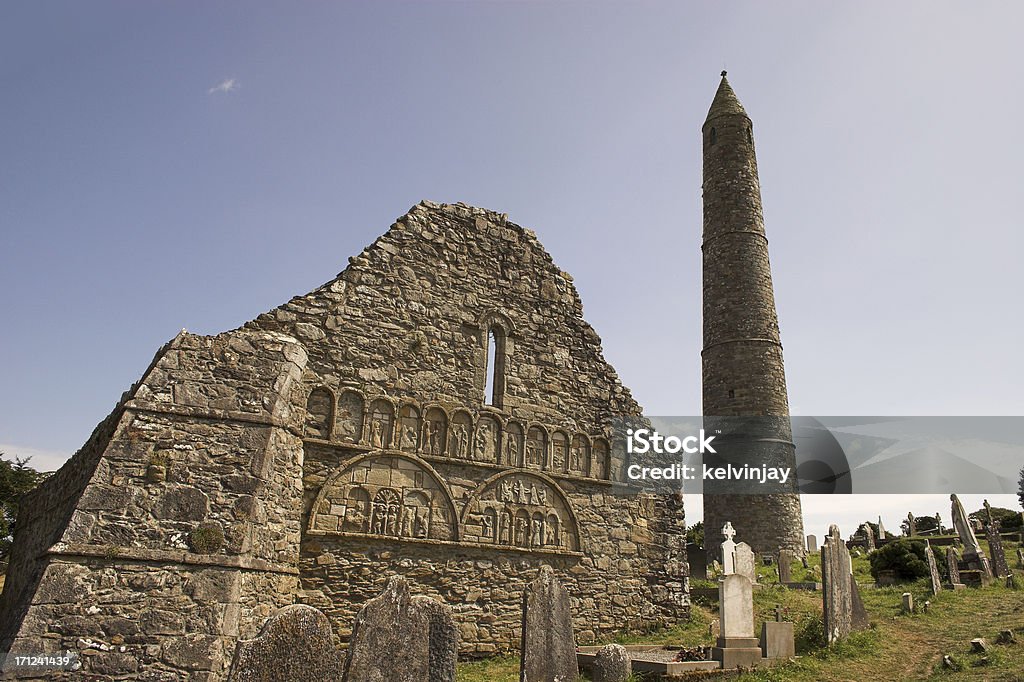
left=304, top=388, right=334, bottom=440
left=449, top=410, right=473, bottom=460
left=474, top=415, right=500, bottom=464
left=309, top=454, right=456, bottom=541
left=461, top=472, right=579, bottom=552
left=551, top=431, right=569, bottom=474
left=398, top=404, right=421, bottom=453
left=423, top=407, right=448, bottom=456
left=336, top=390, right=364, bottom=443
left=593, top=438, right=611, bottom=480
left=505, top=422, right=524, bottom=468
left=525, top=426, right=547, bottom=470
left=367, top=399, right=395, bottom=450
left=570, top=434, right=590, bottom=476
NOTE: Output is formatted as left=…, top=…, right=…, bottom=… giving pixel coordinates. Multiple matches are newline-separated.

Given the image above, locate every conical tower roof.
left=704, top=71, right=748, bottom=123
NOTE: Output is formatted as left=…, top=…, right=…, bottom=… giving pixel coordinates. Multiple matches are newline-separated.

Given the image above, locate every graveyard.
left=457, top=534, right=1024, bottom=681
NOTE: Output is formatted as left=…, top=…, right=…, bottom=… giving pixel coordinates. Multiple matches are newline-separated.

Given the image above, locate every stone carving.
left=570, top=434, right=590, bottom=476
left=720, top=522, right=737, bottom=575
left=520, top=566, right=577, bottom=682
left=450, top=411, right=472, bottom=459
left=474, top=415, right=500, bottom=463
left=551, top=431, right=570, bottom=473
left=733, top=542, right=756, bottom=583
left=342, top=576, right=457, bottom=682
left=461, top=472, right=579, bottom=552
left=398, top=404, right=421, bottom=452
left=423, top=407, right=448, bottom=455
left=310, top=453, right=457, bottom=541
left=946, top=546, right=963, bottom=588
left=305, top=387, right=334, bottom=440
left=593, top=438, right=611, bottom=480
left=505, top=422, right=524, bottom=467
left=368, top=399, right=395, bottom=449
left=337, top=390, right=364, bottom=443
left=925, top=540, right=942, bottom=595
left=591, top=644, right=631, bottom=682
left=526, top=426, right=547, bottom=468
left=228, top=604, right=343, bottom=682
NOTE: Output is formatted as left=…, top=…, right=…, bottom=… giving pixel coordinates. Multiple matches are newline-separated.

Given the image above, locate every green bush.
left=868, top=539, right=936, bottom=582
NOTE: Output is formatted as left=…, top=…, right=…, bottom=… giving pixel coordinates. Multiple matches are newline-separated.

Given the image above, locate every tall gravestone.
left=721, top=522, right=737, bottom=575
left=733, top=542, right=756, bottom=583
left=520, top=565, right=577, bottom=682
left=821, top=525, right=853, bottom=643
left=925, top=540, right=942, bottom=595
left=342, top=576, right=457, bottom=682
left=228, top=604, right=344, bottom=682
left=1016, top=547, right=1024, bottom=569
left=986, top=525, right=1010, bottom=578
left=806, top=534, right=817, bottom=552
left=951, top=494, right=992, bottom=579
left=712, top=574, right=762, bottom=668
left=777, top=549, right=794, bottom=584
left=946, top=546, right=964, bottom=589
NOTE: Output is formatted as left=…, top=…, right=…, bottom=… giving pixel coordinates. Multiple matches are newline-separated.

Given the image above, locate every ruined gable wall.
left=246, top=201, right=689, bottom=653
left=0, top=330, right=310, bottom=679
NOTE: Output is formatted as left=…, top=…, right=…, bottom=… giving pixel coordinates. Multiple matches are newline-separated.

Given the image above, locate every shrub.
left=868, top=539, right=935, bottom=582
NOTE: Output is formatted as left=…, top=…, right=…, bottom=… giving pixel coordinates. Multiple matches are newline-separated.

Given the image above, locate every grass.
left=457, top=542, right=1024, bottom=681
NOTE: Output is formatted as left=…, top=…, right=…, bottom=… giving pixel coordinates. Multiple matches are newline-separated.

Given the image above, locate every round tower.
left=701, top=73, right=805, bottom=559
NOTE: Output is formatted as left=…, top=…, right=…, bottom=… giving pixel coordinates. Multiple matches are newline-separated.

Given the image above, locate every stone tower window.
left=483, top=326, right=507, bottom=408
left=709, top=127, right=717, bottom=145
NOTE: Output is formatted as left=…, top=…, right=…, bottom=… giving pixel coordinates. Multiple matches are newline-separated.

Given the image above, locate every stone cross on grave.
left=983, top=499, right=995, bottom=528
left=721, top=522, right=737, bottom=575
left=775, top=604, right=784, bottom=622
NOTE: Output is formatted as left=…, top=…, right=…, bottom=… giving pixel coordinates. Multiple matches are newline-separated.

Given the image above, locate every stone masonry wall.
left=0, top=329, right=308, bottom=679
left=246, top=200, right=689, bottom=653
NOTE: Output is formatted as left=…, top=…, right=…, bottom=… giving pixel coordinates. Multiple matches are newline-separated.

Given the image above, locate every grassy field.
left=457, top=544, right=1024, bottom=681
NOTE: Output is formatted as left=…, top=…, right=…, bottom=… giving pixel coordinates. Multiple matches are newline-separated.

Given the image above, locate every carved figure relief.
left=368, top=400, right=394, bottom=449
left=593, top=438, right=611, bottom=480
left=337, top=390, right=364, bottom=443
left=570, top=435, right=590, bottom=476
left=474, top=416, right=500, bottom=463
left=310, top=454, right=456, bottom=541
left=398, top=404, right=421, bottom=452
left=526, top=426, right=547, bottom=469
left=304, top=388, right=334, bottom=440
left=460, top=472, right=580, bottom=552
left=450, top=411, right=472, bottom=459
left=552, top=431, right=569, bottom=473
left=423, top=407, right=448, bottom=455
left=505, top=422, right=524, bottom=467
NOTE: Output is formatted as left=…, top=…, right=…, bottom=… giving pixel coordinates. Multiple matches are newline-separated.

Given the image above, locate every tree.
left=0, top=453, right=45, bottom=562
left=971, top=505, right=1023, bottom=531
left=900, top=514, right=940, bottom=536
left=686, top=521, right=704, bottom=548
left=868, top=539, right=938, bottom=582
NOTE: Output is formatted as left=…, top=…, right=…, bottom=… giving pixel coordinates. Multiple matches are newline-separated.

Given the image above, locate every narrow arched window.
left=484, top=326, right=506, bottom=407
left=709, top=127, right=717, bottom=145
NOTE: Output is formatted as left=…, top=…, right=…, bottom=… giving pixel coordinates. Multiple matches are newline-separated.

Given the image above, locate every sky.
left=2, top=2, right=1023, bottom=541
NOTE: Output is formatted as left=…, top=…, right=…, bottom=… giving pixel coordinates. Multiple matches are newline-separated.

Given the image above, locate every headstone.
left=806, top=534, right=817, bottom=552
left=342, top=575, right=457, bottom=682
left=946, top=546, right=964, bottom=589
left=712, top=574, right=762, bottom=669
left=901, top=592, right=913, bottom=614
left=687, top=544, right=708, bottom=580
left=228, top=604, right=344, bottom=682
left=777, top=550, right=794, bottom=584
left=997, top=630, right=1016, bottom=645
left=860, top=524, right=876, bottom=551
left=971, top=638, right=989, bottom=653
left=733, top=542, right=756, bottom=583
left=591, top=644, right=631, bottom=682
left=986, top=524, right=1009, bottom=578
left=821, top=525, right=853, bottom=643
left=721, top=522, right=737, bottom=575
left=1017, top=547, right=1024, bottom=569
left=850, top=577, right=869, bottom=630
left=925, top=540, right=942, bottom=595
left=520, top=565, right=577, bottom=682
left=952, top=494, right=993, bottom=579
left=759, top=622, right=795, bottom=659
left=907, top=512, right=916, bottom=536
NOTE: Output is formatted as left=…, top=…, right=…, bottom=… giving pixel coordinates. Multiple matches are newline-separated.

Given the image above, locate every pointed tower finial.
left=721, top=70, right=727, bottom=78
left=705, top=72, right=747, bottom=124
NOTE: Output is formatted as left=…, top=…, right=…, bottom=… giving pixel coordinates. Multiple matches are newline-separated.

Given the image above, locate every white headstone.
left=806, top=534, right=818, bottom=552
left=719, top=574, right=754, bottom=639
left=721, top=522, right=737, bottom=575
left=733, top=542, right=756, bottom=583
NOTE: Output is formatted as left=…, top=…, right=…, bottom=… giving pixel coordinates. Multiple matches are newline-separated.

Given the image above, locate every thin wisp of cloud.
left=207, top=78, right=238, bottom=95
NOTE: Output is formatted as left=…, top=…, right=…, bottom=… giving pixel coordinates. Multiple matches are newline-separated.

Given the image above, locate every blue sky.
left=2, top=2, right=1022, bottom=537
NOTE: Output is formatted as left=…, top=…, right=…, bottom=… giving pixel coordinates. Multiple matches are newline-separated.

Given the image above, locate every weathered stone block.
left=591, top=643, right=631, bottom=682
left=520, top=566, right=577, bottom=682
left=228, top=604, right=343, bottom=682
